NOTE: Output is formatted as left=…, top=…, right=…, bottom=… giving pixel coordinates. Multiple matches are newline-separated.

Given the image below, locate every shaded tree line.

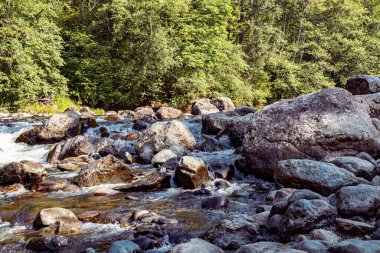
left=1, top=0, right=380, bottom=109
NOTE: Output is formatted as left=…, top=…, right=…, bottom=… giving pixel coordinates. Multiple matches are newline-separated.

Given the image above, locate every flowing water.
left=0, top=117, right=272, bottom=253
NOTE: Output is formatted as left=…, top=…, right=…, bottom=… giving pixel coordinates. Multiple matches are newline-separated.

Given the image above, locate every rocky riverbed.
left=1, top=76, right=380, bottom=253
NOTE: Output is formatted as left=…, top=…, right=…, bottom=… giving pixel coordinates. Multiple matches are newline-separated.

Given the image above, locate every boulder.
left=156, top=107, right=182, bottom=119
left=0, top=161, right=46, bottom=190
left=202, top=196, right=229, bottom=209
left=27, top=236, right=70, bottom=252
left=134, top=107, right=157, bottom=120
left=346, top=75, right=380, bottom=95
left=73, top=155, right=134, bottom=187
left=243, top=88, right=380, bottom=179
left=191, top=99, right=220, bottom=115
left=210, top=97, right=235, bottom=111
left=308, top=229, right=341, bottom=246
left=16, top=111, right=81, bottom=145
left=234, top=242, right=306, bottom=253
left=170, top=238, right=224, bottom=253
left=151, top=149, right=178, bottom=166
left=135, top=120, right=196, bottom=163
left=328, top=239, right=380, bottom=253
left=109, top=240, right=140, bottom=253
left=294, top=240, right=327, bottom=253
left=275, top=160, right=358, bottom=196
left=330, top=156, right=375, bottom=180
left=114, top=171, right=169, bottom=192
left=174, top=156, right=210, bottom=189
left=336, top=184, right=380, bottom=218
left=33, top=207, right=79, bottom=228
left=335, top=218, right=374, bottom=235
left=49, top=136, right=113, bottom=161
left=279, top=199, right=337, bottom=241
left=355, top=93, right=380, bottom=118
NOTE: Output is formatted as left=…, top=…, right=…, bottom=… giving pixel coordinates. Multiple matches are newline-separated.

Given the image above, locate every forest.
left=1, top=0, right=380, bottom=110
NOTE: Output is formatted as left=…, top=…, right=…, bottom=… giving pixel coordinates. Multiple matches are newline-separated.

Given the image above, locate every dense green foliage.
left=1, top=0, right=380, bottom=109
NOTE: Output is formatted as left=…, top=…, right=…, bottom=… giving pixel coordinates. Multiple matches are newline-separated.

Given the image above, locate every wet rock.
left=151, top=149, right=178, bottom=166
left=272, top=188, right=297, bottom=204
left=16, top=110, right=81, bottom=145
left=73, top=155, right=134, bottom=187
left=0, top=161, right=46, bottom=190
left=156, top=107, right=182, bottom=119
left=275, top=160, right=358, bottom=196
left=57, top=156, right=94, bottom=172
left=279, top=199, right=337, bottom=241
left=27, top=236, right=70, bottom=252
left=270, top=200, right=288, bottom=216
left=114, top=171, right=169, bottom=192
left=198, top=135, right=220, bottom=152
left=132, top=237, right=161, bottom=250
left=328, top=239, right=380, bottom=253
left=266, top=214, right=282, bottom=232
left=78, top=211, right=100, bottom=222
left=34, top=181, right=67, bottom=192
left=243, top=88, right=380, bottom=179
left=234, top=106, right=257, bottom=116
left=53, top=135, right=113, bottom=161
left=233, top=189, right=251, bottom=198
left=335, top=218, right=374, bottom=235
left=234, top=242, right=306, bottom=253
left=135, top=120, right=196, bottom=163
left=308, top=229, right=341, bottom=246
left=330, top=156, right=375, bottom=180
left=0, top=183, right=24, bottom=193
left=204, top=212, right=269, bottom=249
left=372, top=176, right=380, bottom=186
left=208, top=162, right=234, bottom=180
left=374, top=220, right=380, bottom=239
left=90, top=186, right=121, bottom=196
left=55, top=220, right=82, bottom=235
left=33, top=207, right=79, bottom=228
left=295, top=240, right=326, bottom=253
left=336, top=184, right=380, bottom=218
left=211, top=97, right=235, bottom=111
left=346, top=75, right=380, bottom=95
left=132, top=119, right=150, bottom=131
left=191, top=99, right=220, bottom=115
left=105, top=114, right=125, bottom=121
left=202, top=196, right=229, bottom=209
left=174, top=156, right=210, bottom=189
left=134, top=107, right=157, bottom=120
left=124, top=132, right=139, bottom=141
left=170, top=238, right=224, bottom=253
left=287, top=189, right=325, bottom=205
left=109, top=240, right=140, bottom=253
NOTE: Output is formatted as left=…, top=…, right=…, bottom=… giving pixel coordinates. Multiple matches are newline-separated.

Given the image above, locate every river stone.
left=73, top=155, right=134, bottom=187
left=272, top=188, right=297, bottom=204
left=156, top=107, right=182, bottom=119
left=328, top=239, right=380, bottom=253
left=211, top=97, right=235, bottom=111
left=114, top=171, right=169, bottom=192
left=16, top=110, right=81, bottom=145
left=347, top=75, right=380, bottom=95
left=51, top=135, right=114, bottom=161
left=335, top=218, right=374, bottom=235
left=134, top=106, right=157, bottom=120
left=151, top=149, right=178, bottom=166
left=279, top=199, right=337, bottom=241
left=234, top=242, right=306, bottom=253
left=243, top=88, right=380, bottom=179
left=275, top=160, right=358, bottom=196
left=295, top=240, right=326, bottom=253
left=174, top=156, right=210, bottom=189
left=287, top=189, right=325, bottom=205
left=105, top=114, right=125, bottom=121
left=33, top=207, right=79, bottom=228
left=27, top=236, right=70, bottom=252
left=204, top=212, right=269, bottom=249
left=135, top=120, right=196, bottom=163
left=202, top=196, right=229, bottom=209
left=330, top=156, right=375, bottom=180
left=170, top=238, right=224, bottom=253
left=336, top=184, right=380, bottom=218
left=191, top=99, right=220, bottom=115
left=0, top=161, right=46, bottom=190
left=109, top=240, right=140, bottom=253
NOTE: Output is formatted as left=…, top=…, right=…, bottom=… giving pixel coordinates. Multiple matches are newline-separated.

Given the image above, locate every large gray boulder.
left=135, top=120, right=196, bottom=163
left=330, top=156, right=375, bottom=180
left=170, top=238, right=224, bottom=253
left=346, top=75, right=380, bottom=95
left=73, top=155, right=134, bottom=187
left=279, top=199, right=337, bottom=241
left=16, top=111, right=81, bottom=145
left=336, top=184, right=380, bottom=218
left=192, top=99, right=220, bottom=115
left=328, top=239, right=380, bottom=253
left=243, top=88, right=380, bottom=179
left=275, top=160, right=358, bottom=196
